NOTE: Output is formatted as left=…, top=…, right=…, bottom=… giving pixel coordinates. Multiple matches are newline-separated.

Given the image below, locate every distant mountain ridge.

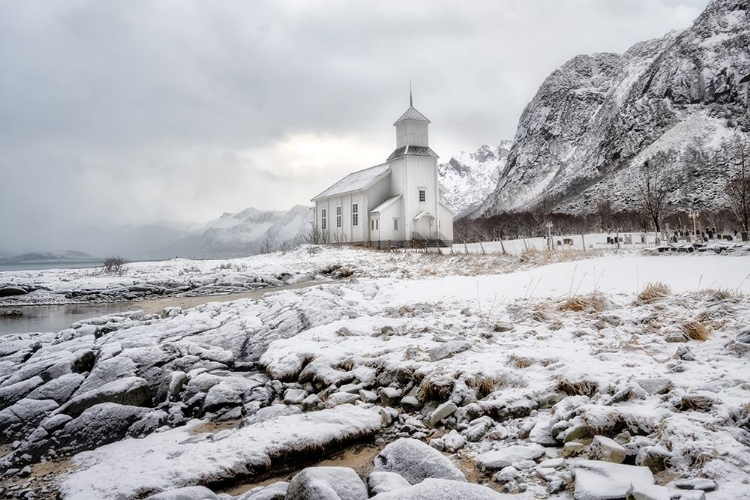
left=0, top=250, right=97, bottom=264
left=473, top=0, right=749, bottom=217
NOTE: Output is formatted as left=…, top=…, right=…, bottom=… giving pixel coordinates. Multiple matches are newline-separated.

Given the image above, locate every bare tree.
left=636, top=154, right=668, bottom=232
left=725, top=132, right=749, bottom=232
left=261, top=236, right=273, bottom=254
left=103, top=256, right=127, bottom=275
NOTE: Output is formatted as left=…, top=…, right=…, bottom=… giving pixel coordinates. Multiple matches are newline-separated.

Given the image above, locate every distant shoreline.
left=0, top=260, right=104, bottom=272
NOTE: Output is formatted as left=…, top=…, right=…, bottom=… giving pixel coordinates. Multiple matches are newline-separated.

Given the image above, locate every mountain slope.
left=438, top=142, right=512, bottom=216
left=474, top=0, right=749, bottom=217
left=165, top=205, right=313, bottom=258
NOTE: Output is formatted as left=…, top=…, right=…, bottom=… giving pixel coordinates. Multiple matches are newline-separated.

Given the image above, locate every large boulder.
left=56, top=403, right=151, bottom=455
left=370, top=478, right=511, bottom=499
left=372, top=438, right=466, bottom=485
left=27, top=373, right=85, bottom=403
left=0, top=398, right=58, bottom=443
left=0, top=376, right=44, bottom=410
left=367, top=471, right=411, bottom=496
left=56, top=376, right=151, bottom=417
left=285, top=467, right=367, bottom=500
left=74, top=356, right=137, bottom=395
left=574, top=460, right=654, bottom=500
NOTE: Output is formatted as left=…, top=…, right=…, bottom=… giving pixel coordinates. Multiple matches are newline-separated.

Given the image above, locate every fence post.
left=581, top=234, right=586, bottom=252
left=500, top=239, right=507, bottom=255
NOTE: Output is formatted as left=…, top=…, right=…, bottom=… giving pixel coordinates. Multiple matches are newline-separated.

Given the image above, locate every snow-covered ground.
left=1, top=246, right=749, bottom=499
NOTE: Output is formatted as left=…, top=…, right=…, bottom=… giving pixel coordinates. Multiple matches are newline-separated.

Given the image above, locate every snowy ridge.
left=474, top=0, right=750, bottom=216
left=438, top=142, right=512, bottom=217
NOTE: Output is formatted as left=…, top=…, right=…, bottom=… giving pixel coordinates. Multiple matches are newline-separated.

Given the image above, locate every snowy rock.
left=427, top=341, right=470, bottom=361
left=635, top=446, right=671, bottom=472
left=284, top=388, right=308, bottom=405
left=286, top=467, right=367, bottom=500
left=56, top=376, right=151, bottom=418
left=155, top=371, right=187, bottom=404
left=27, top=374, right=85, bottom=403
left=676, top=493, right=707, bottom=500
left=379, top=387, right=402, bottom=406
left=529, top=417, right=558, bottom=446
left=0, top=377, right=44, bottom=410
left=428, top=438, right=444, bottom=451
left=476, top=444, right=545, bottom=471
left=242, top=404, right=302, bottom=426
left=370, top=478, right=510, bottom=499
left=625, top=483, right=670, bottom=500
left=562, top=421, right=591, bottom=442
left=574, top=460, right=654, bottom=500
left=589, top=435, right=627, bottom=464
left=358, top=390, right=378, bottom=403
left=442, top=430, right=466, bottom=452
left=563, top=441, right=586, bottom=457
left=493, top=466, right=519, bottom=483
left=428, top=402, right=457, bottom=427
left=327, top=392, right=360, bottom=407
left=673, top=478, right=717, bottom=491
left=57, top=403, right=150, bottom=455
left=301, top=394, right=323, bottom=410
left=463, top=416, right=494, bottom=442
left=237, top=482, right=288, bottom=500
left=367, top=471, right=411, bottom=495
left=145, top=486, right=218, bottom=500
left=0, top=398, right=59, bottom=443
left=635, top=378, right=672, bottom=396
left=373, top=438, right=466, bottom=485
left=74, top=356, right=137, bottom=395
left=400, top=396, right=420, bottom=410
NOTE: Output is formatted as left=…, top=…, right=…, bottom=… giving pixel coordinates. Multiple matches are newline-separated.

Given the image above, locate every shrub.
left=637, top=282, right=671, bottom=303
left=103, top=256, right=127, bottom=275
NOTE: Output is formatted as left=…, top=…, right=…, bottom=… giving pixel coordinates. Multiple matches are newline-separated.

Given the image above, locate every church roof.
left=393, top=106, right=431, bottom=125
left=370, top=194, right=402, bottom=214
left=387, top=145, right=439, bottom=162
left=311, top=163, right=390, bottom=201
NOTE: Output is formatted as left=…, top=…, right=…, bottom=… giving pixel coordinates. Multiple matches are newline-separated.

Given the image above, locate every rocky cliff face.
left=438, top=141, right=512, bottom=216
left=474, top=0, right=749, bottom=217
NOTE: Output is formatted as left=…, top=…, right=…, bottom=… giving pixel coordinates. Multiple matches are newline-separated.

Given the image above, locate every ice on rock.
left=574, top=460, right=654, bottom=500
left=285, top=467, right=367, bottom=500
left=367, top=471, right=412, bottom=495
left=476, top=443, right=545, bottom=471
left=370, top=478, right=512, bottom=499
left=373, top=438, right=466, bottom=485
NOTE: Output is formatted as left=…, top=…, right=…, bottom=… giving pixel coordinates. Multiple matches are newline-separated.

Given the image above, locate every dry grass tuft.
left=557, top=378, right=598, bottom=397
left=681, top=320, right=710, bottom=341
left=418, top=377, right=454, bottom=402
left=559, top=292, right=608, bottom=313
left=637, top=282, right=671, bottom=303
left=696, top=288, right=739, bottom=302
left=466, top=375, right=497, bottom=399
left=508, top=354, right=533, bottom=369
left=679, top=395, right=715, bottom=412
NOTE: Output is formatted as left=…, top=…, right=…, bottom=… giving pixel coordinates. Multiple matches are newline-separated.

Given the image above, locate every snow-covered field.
left=1, top=246, right=749, bottom=499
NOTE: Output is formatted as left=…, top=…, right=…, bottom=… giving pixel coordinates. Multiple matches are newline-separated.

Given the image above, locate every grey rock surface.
left=373, top=438, right=466, bottom=485
left=285, top=467, right=367, bottom=500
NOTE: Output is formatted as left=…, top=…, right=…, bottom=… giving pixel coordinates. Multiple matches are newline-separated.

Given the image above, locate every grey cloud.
left=0, top=0, right=705, bottom=252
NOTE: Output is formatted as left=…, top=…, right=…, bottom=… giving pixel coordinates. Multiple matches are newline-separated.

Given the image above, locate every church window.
left=352, top=204, right=359, bottom=226
left=393, top=219, right=399, bottom=230
left=336, top=206, right=342, bottom=228
left=321, top=209, right=327, bottom=230
left=371, top=220, right=374, bottom=230
left=418, top=189, right=426, bottom=203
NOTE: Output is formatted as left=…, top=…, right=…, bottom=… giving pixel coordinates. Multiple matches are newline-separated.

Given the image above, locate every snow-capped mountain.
left=473, top=0, right=749, bottom=217
left=165, top=205, right=313, bottom=258
left=438, top=142, right=512, bottom=216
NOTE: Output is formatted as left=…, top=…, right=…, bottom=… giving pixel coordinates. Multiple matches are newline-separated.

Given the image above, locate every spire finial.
left=409, top=79, right=413, bottom=107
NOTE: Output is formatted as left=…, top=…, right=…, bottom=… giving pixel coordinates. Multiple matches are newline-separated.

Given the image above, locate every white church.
left=312, top=96, right=455, bottom=248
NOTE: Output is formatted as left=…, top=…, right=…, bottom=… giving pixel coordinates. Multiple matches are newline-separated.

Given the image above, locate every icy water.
left=0, top=302, right=143, bottom=336
left=0, top=280, right=319, bottom=336
left=0, top=260, right=104, bottom=272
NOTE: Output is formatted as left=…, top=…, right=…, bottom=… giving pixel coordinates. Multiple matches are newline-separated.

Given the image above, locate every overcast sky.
left=0, top=0, right=708, bottom=251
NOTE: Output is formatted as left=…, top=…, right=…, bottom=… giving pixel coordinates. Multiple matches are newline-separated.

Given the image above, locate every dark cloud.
left=0, top=0, right=706, bottom=252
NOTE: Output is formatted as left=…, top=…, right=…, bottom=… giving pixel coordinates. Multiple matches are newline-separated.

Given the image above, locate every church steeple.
left=410, top=79, right=413, bottom=108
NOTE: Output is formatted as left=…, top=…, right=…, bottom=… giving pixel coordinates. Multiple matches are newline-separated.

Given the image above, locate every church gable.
left=312, top=163, right=390, bottom=201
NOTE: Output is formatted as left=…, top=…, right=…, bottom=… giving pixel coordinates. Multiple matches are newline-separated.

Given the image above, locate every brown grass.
left=637, top=282, right=671, bottom=303
left=418, top=377, right=454, bottom=402
left=508, top=354, right=533, bottom=369
left=559, top=292, right=608, bottom=313
left=681, top=320, right=710, bottom=341
left=679, top=395, right=714, bottom=412
left=557, top=378, right=598, bottom=397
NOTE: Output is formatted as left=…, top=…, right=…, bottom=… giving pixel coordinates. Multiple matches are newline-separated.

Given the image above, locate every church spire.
left=409, top=79, right=413, bottom=107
